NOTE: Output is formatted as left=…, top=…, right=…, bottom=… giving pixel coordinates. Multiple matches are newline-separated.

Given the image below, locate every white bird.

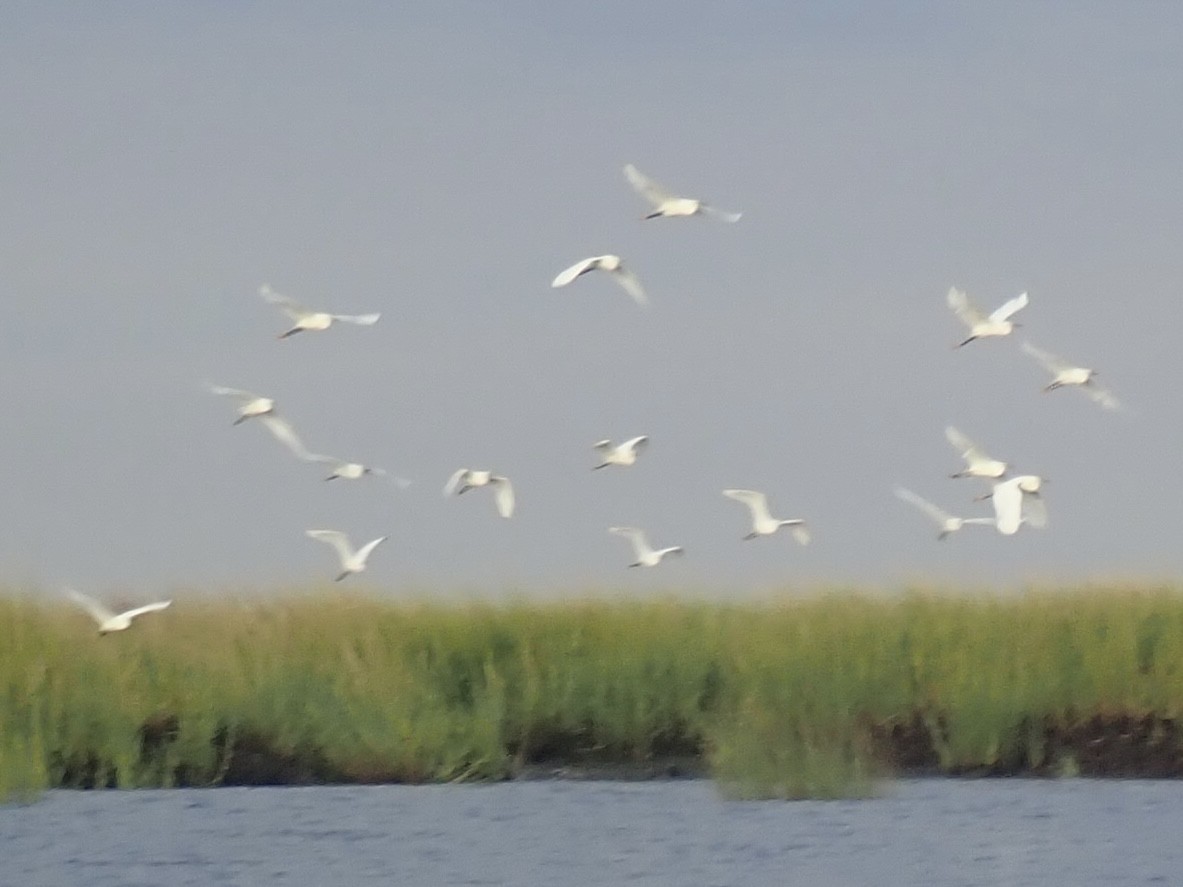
left=608, top=526, right=684, bottom=567
left=945, top=426, right=1008, bottom=480
left=208, top=386, right=316, bottom=462
left=305, top=530, right=388, bottom=581
left=259, top=284, right=381, bottom=338
left=1022, top=342, right=1119, bottom=409
left=947, top=287, right=1028, bottom=347
left=208, top=385, right=276, bottom=425
left=721, top=489, right=811, bottom=544
left=66, top=588, right=171, bottom=635
left=552, top=255, right=647, bottom=307
left=894, top=487, right=996, bottom=540
left=303, top=453, right=411, bottom=487
left=592, top=436, right=650, bottom=470
left=980, top=475, right=1048, bottom=535
left=623, top=164, right=742, bottom=222
left=443, top=469, right=515, bottom=518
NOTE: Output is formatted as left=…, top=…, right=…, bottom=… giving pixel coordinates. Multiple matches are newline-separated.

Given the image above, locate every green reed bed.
left=2, top=586, right=1183, bottom=802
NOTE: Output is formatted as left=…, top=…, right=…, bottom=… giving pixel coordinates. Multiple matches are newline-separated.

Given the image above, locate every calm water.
left=1, top=779, right=1178, bottom=886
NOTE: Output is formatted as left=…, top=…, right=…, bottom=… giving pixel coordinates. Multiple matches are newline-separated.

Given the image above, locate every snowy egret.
left=947, top=288, right=1028, bottom=347
left=552, top=255, right=647, bottom=307
left=66, top=588, right=171, bottom=635
left=623, top=164, right=742, bottom=222
left=444, top=469, right=515, bottom=518
left=207, top=385, right=275, bottom=425
left=980, top=475, right=1048, bottom=535
left=305, top=530, right=388, bottom=581
left=1022, top=342, right=1119, bottom=409
left=608, top=526, right=684, bottom=567
left=301, top=452, right=411, bottom=486
left=592, top=436, right=650, bottom=470
left=946, top=426, right=1008, bottom=479
left=259, top=284, right=380, bottom=338
left=721, top=489, right=810, bottom=544
left=894, top=487, right=995, bottom=540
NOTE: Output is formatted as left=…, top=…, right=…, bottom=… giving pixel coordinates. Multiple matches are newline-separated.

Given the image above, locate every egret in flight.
left=947, top=287, right=1028, bottom=347
left=623, top=164, right=742, bottom=222
left=552, top=255, right=647, bottom=307
left=444, top=469, right=515, bottom=518
left=721, top=489, right=811, bottom=544
left=259, top=284, right=380, bottom=338
left=608, top=526, right=685, bottom=567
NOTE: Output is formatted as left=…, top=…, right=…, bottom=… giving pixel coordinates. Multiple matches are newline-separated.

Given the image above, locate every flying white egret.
left=207, top=385, right=276, bottom=425
left=66, top=588, right=171, bottom=635
left=259, top=284, right=381, bottom=338
left=305, top=530, right=388, bottom=581
left=1022, top=342, right=1120, bottom=409
left=209, top=386, right=315, bottom=462
left=945, top=426, right=1008, bottom=479
left=894, top=487, right=996, bottom=540
left=551, top=255, right=647, bottom=307
left=592, top=436, right=650, bottom=470
left=947, top=287, right=1028, bottom=347
left=721, top=489, right=811, bottom=544
left=302, top=453, right=411, bottom=487
left=444, top=469, right=515, bottom=518
left=623, top=164, right=742, bottom=222
left=608, top=526, right=684, bottom=567
left=979, top=475, right=1048, bottom=535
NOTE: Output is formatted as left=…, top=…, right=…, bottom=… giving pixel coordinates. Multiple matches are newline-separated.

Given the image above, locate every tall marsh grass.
left=2, top=586, right=1183, bottom=801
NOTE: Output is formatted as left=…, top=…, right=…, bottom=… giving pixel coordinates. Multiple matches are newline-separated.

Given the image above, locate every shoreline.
left=8, top=590, right=1183, bottom=799
left=115, top=710, right=1183, bottom=789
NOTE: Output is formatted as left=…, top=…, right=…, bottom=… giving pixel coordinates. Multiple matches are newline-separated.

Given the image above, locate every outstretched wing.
left=355, top=536, right=388, bottom=563
left=120, top=600, right=172, bottom=622
left=722, top=488, right=772, bottom=523
left=491, top=476, right=515, bottom=518
left=622, top=436, right=649, bottom=455
left=306, top=529, right=355, bottom=564
left=1021, top=341, right=1071, bottom=374
left=258, top=415, right=314, bottom=461
left=894, top=486, right=952, bottom=527
left=609, top=525, right=649, bottom=557
left=207, top=384, right=261, bottom=402
left=258, top=284, right=309, bottom=319
left=301, top=451, right=341, bottom=466
left=946, top=288, right=984, bottom=328
left=700, top=204, right=743, bottom=223
left=944, top=426, right=992, bottom=466
left=443, top=469, right=469, bottom=496
left=381, top=472, right=413, bottom=489
left=609, top=265, right=648, bottom=306
left=1083, top=384, right=1120, bottom=411
left=783, top=521, right=811, bottom=546
left=623, top=164, right=675, bottom=208
left=988, top=291, right=1028, bottom=322
left=66, top=588, right=115, bottom=626
left=1022, top=494, right=1049, bottom=529
left=551, top=257, right=599, bottom=288
left=329, top=312, right=381, bottom=326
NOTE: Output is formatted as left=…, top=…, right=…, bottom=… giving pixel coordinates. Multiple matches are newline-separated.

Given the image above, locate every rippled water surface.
left=1, top=779, right=1179, bottom=886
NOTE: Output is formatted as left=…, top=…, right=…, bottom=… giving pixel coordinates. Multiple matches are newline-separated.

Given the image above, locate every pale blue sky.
left=2, top=3, right=1180, bottom=595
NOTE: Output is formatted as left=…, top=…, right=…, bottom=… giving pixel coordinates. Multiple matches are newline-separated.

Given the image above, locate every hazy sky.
left=3, top=3, right=1181, bottom=596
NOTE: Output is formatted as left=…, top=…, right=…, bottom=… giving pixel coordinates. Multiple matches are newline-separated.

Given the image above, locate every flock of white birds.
left=894, top=284, right=1120, bottom=543
left=63, top=162, right=1121, bottom=633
